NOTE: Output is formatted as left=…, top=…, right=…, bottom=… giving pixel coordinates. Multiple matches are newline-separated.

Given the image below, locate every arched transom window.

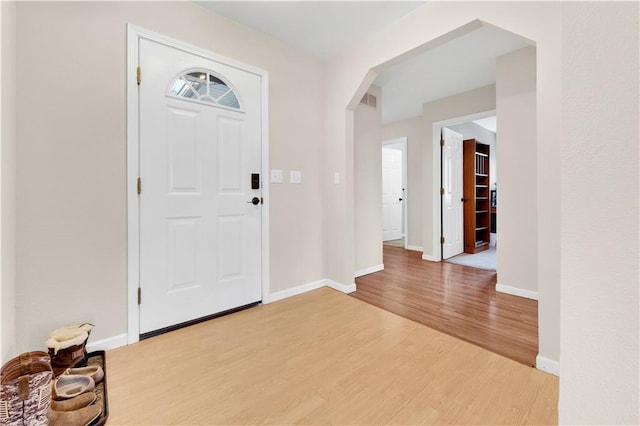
left=168, top=70, right=241, bottom=110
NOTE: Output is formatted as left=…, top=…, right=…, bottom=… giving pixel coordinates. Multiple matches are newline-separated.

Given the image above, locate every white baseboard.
left=326, top=279, right=356, bottom=294
left=355, top=264, right=384, bottom=278
left=422, top=253, right=439, bottom=262
left=90, top=279, right=356, bottom=353
left=263, top=279, right=326, bottom=304
left=86, top=333, right=128, bottom=353
left=406, top=245, right=423, bottom=252
left=536, top=354, right=560, bottom=376
left=496, top=283, right=539, bottom=300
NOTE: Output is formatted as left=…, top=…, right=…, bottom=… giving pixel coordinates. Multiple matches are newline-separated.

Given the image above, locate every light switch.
left=271, top=169, right=283, bottom=184
left=334, top=172, right=340, bottom=184
left=290, top=170, right=302, bottom=184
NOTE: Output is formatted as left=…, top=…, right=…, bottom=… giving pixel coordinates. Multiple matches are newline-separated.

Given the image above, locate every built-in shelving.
left=463, top=139, right=490, bottom=254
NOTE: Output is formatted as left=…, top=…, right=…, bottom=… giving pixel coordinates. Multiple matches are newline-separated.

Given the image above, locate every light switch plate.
left=334, top=172, right=340, bottom=184
left=271, top=169, right=283, bottom=184
left=290, top=170, right=302, bottom=184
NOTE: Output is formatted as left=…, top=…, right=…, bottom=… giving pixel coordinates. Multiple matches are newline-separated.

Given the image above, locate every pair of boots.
left=0, top=323, right=102, bottom=426
left=0, top=352, right=102, bottom=426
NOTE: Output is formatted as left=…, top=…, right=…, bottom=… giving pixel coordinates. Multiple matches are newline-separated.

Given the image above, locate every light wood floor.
left=107, top=288, right=557, bottom=425
left=353, top=245, right=538, bottom=366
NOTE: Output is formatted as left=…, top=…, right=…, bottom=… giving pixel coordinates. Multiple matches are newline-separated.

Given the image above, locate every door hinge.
left=440, top=139, right=445, bottom=147
left=137, top=66, right=141, bottom=85
left=440, top=187, right=445, bottom=196
left=137, top=177, right=141, bottom=195
left=440, top=236, right=445, bottom=244
left=137, top=288, right=142, bottom=305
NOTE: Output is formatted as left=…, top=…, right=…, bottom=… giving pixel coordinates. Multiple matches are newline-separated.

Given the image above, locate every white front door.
left=442, top=127, right=464, bottom=259
left=382, top=147, right=403, bottom=241
left=138, top=38, right=262, bottom=334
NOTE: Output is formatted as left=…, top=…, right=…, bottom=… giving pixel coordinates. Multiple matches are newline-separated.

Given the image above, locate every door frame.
left=431, top=110, right=494, bottom=262
left=381, top=137, right=408, bottom=249
left=126, top=25, right=270, bottom=344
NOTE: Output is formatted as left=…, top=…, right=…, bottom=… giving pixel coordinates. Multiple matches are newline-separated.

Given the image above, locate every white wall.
left=382, top=116, right=423, bottom=250
left=1, top=0, right=17, bottom=365
left=495, top=46, right=537, bottom=296
left=423, top=85, right=496, bottom=260
left=13, top=1, right=326, bottom=352
left=354, top=86, right=383, bottom=273
left=323, top=1, right=562, bottom=370
left=560, top=2, right=639, bottom=423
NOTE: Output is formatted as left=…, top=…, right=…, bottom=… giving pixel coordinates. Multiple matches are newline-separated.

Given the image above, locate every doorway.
left=382, top=137, right=407, bottom=249
left=445, top=116, right=497, bottom=270
left=434, top=110, right=497, bottom=270
left=126, top=26, right=270, bottom=342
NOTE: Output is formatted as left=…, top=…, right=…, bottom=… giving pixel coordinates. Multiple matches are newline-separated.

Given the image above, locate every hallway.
left=352, top=245, right=538, bottom=366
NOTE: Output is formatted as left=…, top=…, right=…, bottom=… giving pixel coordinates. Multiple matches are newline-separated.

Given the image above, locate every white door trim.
left=431, top=110, right=494, bottom=262
left=382, top=137, right=408, bottom=249
left=126, top=24, right=270, bottom=344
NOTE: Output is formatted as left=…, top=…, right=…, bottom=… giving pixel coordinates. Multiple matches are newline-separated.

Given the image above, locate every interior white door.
left=382, top=147, right=403, bottom=241
left=138, top=38, right=262, bottom=334
left=442, top=127, right=464, bottom=259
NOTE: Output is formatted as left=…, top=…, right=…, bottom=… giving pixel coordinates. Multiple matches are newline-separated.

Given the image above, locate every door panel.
left=138, top=38, right=262, bottom=334
left=218, top=116, right=243, bottom=192
left=442, top=127, right=464, bottom=259
left=167, top=217, right=199, bottom=291
left=382, top=147, right=403, bottom=241
left=167, top=108, right=200, bottom=192
left=218, top=216, right=244, bottom=280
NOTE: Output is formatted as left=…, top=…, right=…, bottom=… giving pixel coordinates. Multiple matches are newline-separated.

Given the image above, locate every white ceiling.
left=375, top=25, right=531, bottom=124
left=196, top=2, right=531, bottom=126
left=473, top=116, right=497, bottom=133
left=196, top=1, right=425, bottom=59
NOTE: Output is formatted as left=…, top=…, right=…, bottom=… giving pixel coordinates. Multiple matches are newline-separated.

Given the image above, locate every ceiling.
left=473, top=116, right=497, bottom=133
left=197, top=1, right=425, bottom=59
left=375, top=25, right=531, bottom=124
left=196, top=2, right=532, bottom=125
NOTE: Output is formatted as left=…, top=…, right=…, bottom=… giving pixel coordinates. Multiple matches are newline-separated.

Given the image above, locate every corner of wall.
left=536, top=354, right=559, bottom=376
left=354, top=81, right=384, bottom=273
left=1, top=0, right=18, bottom=364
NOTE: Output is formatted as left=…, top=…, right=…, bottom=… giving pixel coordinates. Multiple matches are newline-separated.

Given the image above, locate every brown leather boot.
left=0, top=352, right=53, bottom=426
left=46, top=323, right=94, bottom=377
left=50, top=392, right=96, bottom=411
left=48, top=404, right=101, bottom=426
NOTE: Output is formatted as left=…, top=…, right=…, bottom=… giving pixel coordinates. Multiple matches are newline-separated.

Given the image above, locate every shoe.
left=45, top=323, right=94, bottom=377
left=49, top=404, right=101, bottom=426
left=0, top=352, right=53, bottom=426
left=52, top=375, right=95, bottom=400
left=50, top=392, right=97, bottom=411
left=64, top=365, right=104, bottom=384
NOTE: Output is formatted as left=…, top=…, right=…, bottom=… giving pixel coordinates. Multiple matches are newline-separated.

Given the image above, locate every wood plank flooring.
left=107, top=288, right=557, bottom=425
left=353, top=245, right=538, bottom=366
